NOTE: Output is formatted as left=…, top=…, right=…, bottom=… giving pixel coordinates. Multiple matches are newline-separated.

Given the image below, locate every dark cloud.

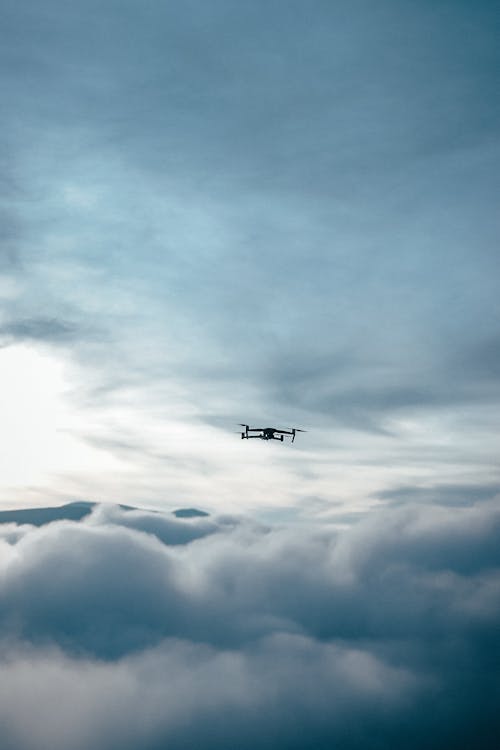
left=457, top=335, right=500, bottom=383
left=0, top=500, right=499, bottom=749
left=1, top=0, right=498, bottom=442
left=258, top=330, right=500, bottom=431
left=0, top=213, right=21, bottom=271
left=0, top=176, right=24, bottom=273
left=0, top=317, right=79, bottom=345
left=6, top=0, right=496, bottom=191
left=0, top=247, right=19, bottom=271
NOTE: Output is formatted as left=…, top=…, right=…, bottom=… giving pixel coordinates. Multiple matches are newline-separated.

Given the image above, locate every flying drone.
left=239, top=424, right=306, bottom=443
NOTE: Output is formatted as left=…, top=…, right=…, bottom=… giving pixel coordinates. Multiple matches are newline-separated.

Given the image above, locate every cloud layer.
left=0, top=500, right=499, bottom=749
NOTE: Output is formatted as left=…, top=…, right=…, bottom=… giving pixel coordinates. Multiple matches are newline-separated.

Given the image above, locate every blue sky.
left=1, top=0, right=499, bottom=515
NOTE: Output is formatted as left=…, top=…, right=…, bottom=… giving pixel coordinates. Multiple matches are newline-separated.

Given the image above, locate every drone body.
left=239, top=424, right=305, bottom=443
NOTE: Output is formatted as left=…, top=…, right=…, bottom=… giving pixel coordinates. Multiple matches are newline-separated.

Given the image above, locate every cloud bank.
left=0, top=500, right=499, bottom=749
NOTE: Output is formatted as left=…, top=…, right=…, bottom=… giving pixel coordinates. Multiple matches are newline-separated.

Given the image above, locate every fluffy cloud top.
left=0, top=500, right=499, bottom=749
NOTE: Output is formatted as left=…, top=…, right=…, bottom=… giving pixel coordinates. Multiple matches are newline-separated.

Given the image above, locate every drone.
left=239, top=424, right=306, bottom=443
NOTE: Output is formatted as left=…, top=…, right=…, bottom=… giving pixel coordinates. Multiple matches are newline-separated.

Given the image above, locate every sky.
left=1, top=0, right=499, bottom=517
left=1, top=2, right=500, bottom=747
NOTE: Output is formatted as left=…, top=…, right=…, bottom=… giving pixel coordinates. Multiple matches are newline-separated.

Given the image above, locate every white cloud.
left=0, top=499, right=498, bottom=748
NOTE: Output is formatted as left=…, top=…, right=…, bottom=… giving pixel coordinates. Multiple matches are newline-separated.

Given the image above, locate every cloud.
left=88, top=502, right=223, bottom=547
left=0, top=635, right=422, bottom=750
left=0, top=0, right=498, bottom=514
left=377, top=482, right=500, bottom=508
left=0, top=500, right=499, bottom=748
left=0, top=213, right=21, bottom=271
left=0, top=317, right=78, bottom=345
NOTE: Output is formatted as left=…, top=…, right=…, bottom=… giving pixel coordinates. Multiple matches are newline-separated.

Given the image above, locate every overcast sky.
left=1, top=0, right=499, bottom=516
left=1, top=3, right=500, bottom=747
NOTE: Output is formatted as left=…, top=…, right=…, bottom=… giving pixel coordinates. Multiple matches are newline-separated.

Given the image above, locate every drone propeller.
left=291, top=427, right=307, bottom=443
